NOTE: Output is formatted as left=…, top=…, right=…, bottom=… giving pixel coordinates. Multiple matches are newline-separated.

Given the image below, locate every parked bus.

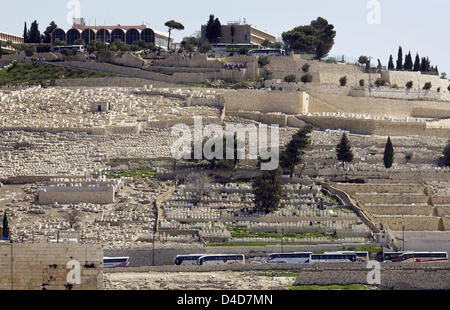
left=248, top=49, right=286, bottom=56
left=267, top=252, right=312, bottom=264
left=198, top=254, right=245, bottom=266
left=174, top=254, right=205, bottom=266
left=51, top=45, right=85, bottom=54
left=400, top=252, right=448, bottom=263
left=310, top=253, right=357, bottom=263
left=383, top=252, right=403, bottom=262
left=103, top=257, right=130, bottom=268
left=324, top=251, right=369, bottom=262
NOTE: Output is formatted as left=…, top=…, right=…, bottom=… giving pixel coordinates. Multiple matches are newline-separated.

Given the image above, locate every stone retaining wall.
left=0, top=243, right=103, bottom=290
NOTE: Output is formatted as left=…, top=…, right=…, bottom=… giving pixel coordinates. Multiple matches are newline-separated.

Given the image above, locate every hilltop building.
left=201, top=21, right=276, bottom=45
left=51, top=18, right=172, bottom=49
left=0, top=32, right=24, bottom=46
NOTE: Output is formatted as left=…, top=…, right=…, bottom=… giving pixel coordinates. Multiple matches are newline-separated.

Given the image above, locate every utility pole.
left=402, top=226, right=405, bottom=251
left=152, top=231, right=156, bottom=266
left=368, top=57, right=372, bottom=97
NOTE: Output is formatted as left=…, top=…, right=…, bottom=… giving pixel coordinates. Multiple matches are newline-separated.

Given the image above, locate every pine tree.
left=336, top=133, right=354, bottom=165
left=42, top=21, right=58, bottom=44
left=388, top=55, right=394, bottom=70
left=2, top=211, right=10, bottom=240
left=252, top=166, right=283, bottom=214
left=404, top=52, right=413, bottom=71
left=383, top=137, right=394, bottom=169
left=23, top=22, right=28, bottom=43
left=413, top=53, right=421, bottom=71
left=396, top=46, right=403, bottom=71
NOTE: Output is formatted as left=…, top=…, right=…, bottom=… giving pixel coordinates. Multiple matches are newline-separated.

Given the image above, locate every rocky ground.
left=104, top=270, right=297, bottom=290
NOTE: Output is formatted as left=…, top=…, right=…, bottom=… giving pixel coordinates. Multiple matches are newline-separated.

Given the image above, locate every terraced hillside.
left=334, top=180, right=449, bottom=231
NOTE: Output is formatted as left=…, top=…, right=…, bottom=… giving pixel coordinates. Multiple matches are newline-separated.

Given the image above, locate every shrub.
left=339, top=76, right=347, bottom=86
left=301, top=63, right=310, bottom=73
left=284, top=74, right=297, bottom=83
left=239, top=48, right=249, bottom=55
left=423, top=82, right=432, bottom=90
left=301, top=74, right=313, bottom=83
left=406, top=81, right=413, bottom=89
left=405, top=152, right=413, bottom=163
left=263, top=69, right=273, bottom=80
left=448, top=85, right=450, bottom=92
left=437, top=87, right=441, bottom=93
left=258, top=56, right=270, bottom=67
left=36, top=44, right=51, bottom=53
left=375, top=78, right=386, bottom=87
left=359, top=79, right=365, bottom=87
left=24, top=46, right=35, bottom=57
left=200, top=43, right=213, bottom=54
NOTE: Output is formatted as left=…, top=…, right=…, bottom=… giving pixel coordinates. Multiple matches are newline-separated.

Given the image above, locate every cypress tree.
left=404, top=52, right=413, bottom=71
left=253, top=166, right=283, bottom=214
left=443, top=140, right=450, bottom=167
left=336, top=133, right=354, bottom=165
left=413, top=53, right=421, bottom=71
left=383, top=137, right=394, bottom=169
left=388, top=55, right=394, bottom=70
left=396, top=46, right=403, bottom=71
left=421, top=57, right=430, bottom=72
left=2, top=211, right=10, bottom=240
left=213, top=17, right=222, bottom=43
left=205, top=15, right=216, bottom=43
left=28, top=20, right=41, bottom=43
left=280, top=126, right=312, bottom=177
left=23, top=22, right=28, bottom=43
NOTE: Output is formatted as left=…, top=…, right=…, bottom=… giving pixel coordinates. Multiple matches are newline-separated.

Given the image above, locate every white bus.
left=400, top=252, right=448, bottom=263
left=248, top=49, right=286, bottom=57
left=267, top=252, right=312, bottom=264
left=198, top=254, right=245, bottom=266
left=51, top=45, right=85, bottom=54
left=174, top=254, right=205, bottom=266
left=324, top=251, right=369, bottom=262
left=383, top=252, right=403, bottom=262
left=103, top=257, right=130, bottom=268
left=310, top=253, right=357, bottom=263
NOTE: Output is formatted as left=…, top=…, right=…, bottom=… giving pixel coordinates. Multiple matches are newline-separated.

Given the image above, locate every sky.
left=1, top=0, right=449, bottom=74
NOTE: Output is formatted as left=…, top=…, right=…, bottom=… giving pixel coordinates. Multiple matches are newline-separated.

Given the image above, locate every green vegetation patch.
left=226, top=226, right=333, bottom=240
left=207, top=242, right=311, bottom=247
left=0, top=61, right=112, bottom=84
left=100, top=169, right=156, bottom=179
left=353, top=246, right=382, bottom=254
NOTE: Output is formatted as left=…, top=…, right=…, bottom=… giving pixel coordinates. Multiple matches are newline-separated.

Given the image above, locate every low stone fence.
left=293, top=263, right=450, bottom=290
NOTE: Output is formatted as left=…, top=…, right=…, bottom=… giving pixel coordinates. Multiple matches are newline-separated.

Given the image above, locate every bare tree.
left=184, top=172, right=212, bottom=206
left=64, top=210, right=81, bottom=229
